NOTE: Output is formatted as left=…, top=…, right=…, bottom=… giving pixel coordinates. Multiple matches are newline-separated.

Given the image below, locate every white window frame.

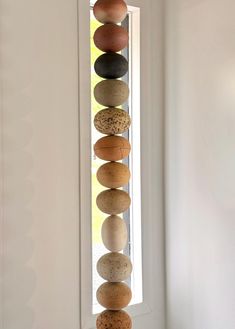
left=78, top=0, right=165, bottom=328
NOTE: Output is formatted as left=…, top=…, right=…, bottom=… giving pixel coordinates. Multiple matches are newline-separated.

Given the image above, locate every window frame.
left=78, top=0, right=166, bottom=328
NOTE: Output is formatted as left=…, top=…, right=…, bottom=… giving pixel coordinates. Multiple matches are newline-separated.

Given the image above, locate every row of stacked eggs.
left=92, top=1, right=133, bottom=329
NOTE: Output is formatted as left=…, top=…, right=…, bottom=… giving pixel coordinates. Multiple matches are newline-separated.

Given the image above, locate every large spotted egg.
left=94, top=108, right=131, bottom=135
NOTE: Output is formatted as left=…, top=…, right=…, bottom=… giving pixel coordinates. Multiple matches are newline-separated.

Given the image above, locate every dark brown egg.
left=96, top=282, right=132, bottom=310
left=95, top=53, right=128, bottom=79
left=94, top=135, right=131, bottom=161
left=93, top=0, right=128, bottom=24
left=94, top=23, right=128, bottom=52
left=97, top=310, right=132, bottom=329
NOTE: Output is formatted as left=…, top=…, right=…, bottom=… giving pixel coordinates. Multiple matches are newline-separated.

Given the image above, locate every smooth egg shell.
left=93, top=0, right=128, bottom=24
left=94, top=24, right=128, bottom=52
left=97, top=162, right=130, bottom=188
left=97, top=282, right=132, bottom=310
left=94, top=136, right=131, bottom=161
left=102, top=215, right=127, bottom=252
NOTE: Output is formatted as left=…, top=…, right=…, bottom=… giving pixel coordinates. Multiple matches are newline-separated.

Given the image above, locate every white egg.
left=102, top=215, right=127, bottom=252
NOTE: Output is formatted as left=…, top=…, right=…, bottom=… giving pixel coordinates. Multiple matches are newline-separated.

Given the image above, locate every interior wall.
left=165, top=1, right=235, bottom=329
left=0, top=1, right=79, bottom=328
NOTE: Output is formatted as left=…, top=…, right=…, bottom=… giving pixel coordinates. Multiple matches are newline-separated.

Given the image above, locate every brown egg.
left=94, top=24, right=128, bottom=52
left=93, top=0, right=128, bottom=24
left=94, top=80, right=129, bottom=107
left=97, top=310, right=132, bottom=329
left=94, top=108, right=131, bottom=135
left=97, top=252, right=132, bottom=282
left=96, top=189, right=131, bottom=214
left=97, top=282, right=132, bottom=310
left=102, top=215, right=127, bottom=252
left=94, top=136, right=131, bottom=161
left=97, top=162, right=130, bottom=188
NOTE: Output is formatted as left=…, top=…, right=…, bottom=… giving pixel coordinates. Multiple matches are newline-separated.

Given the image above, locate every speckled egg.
left=94, top=108, right=131, bottom=135
left=95, top=53, right=128, bottom=79
left=97, top=252, right=132, bottom=282
left=96, top=282, right=132, bottom=310
left=97, top=310, right=132, bottom=329
left=102, top=215, right=127, bottom=252
left=94, top=24, right=128, bottom=52
left=96, top=189, right=131, bottom=214
left=94, top=136, right=131, bottom=161
left=97, top=162, right=130, bottom=188
left=93, top=0, right=128, bottom=24
left=94, top=79, right=129, bottom=107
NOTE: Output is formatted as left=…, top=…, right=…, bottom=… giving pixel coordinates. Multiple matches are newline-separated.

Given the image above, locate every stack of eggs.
left=93, top=1, right=132, bottom=329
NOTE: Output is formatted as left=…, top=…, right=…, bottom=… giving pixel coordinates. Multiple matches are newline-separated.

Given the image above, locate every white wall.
left=165, top=0, right=235, bottom=328
left=0, top=1, right=79, bottom=328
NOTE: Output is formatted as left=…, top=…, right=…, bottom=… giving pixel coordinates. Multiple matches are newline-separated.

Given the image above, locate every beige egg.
left=94, top=108, right=131, bottom=135
left=96, top=310, right=132, bottom=329
left=94, top=80, right=129, bottom=107
left=102, top=215, right=127, bottom=252
left=96, top=189, right=131, bottom=215
left=94, top=136, right=131, bottom=161
left=97, top=162, right=130, bottom=188
left=97, top=252, right=132, bottom=282
left=97, top=282, right=132, bottom=310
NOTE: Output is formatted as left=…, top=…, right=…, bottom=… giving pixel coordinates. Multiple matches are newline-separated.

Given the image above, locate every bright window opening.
left=90, top=6, right=142, bottom=315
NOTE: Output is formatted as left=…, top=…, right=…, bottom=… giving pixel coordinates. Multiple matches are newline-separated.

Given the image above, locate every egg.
left=94, top=136, right=131, bottom=161
left=94, top=80, right=129, bottom=107
left=96, top=310, right=132, bottom=329
left=97, top=162, right=130, bottom=188
left=94, top=108, right=131, bottom=135
left=96, top=282, right=132, bottom=310
left=96, top=189, right=131, bottom=214
left=95, top=53, right=128, bottom=79
left=102, top=215, right=127, bottom=252
left=94, top=24, right=128, bottom=52
left=97, top=252, right=132, bottom=282
left=93, top=0, right=128, bottom=24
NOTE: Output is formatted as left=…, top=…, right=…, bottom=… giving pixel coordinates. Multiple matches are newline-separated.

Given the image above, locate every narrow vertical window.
left=90, top=5, right=142, bottom=314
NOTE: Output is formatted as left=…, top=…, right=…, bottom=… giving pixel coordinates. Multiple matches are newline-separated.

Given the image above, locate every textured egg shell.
left=95, top=53, right=128, bottom=79
left=94, top=24, right=128, bottom=52
left=94, top=136, right=131, bottom=161
left=97, top=310, right=132, bottom=329
left=97, top=252, right=132, bottom=282
left=93, top=0, right=128, bottom=24
left=102, top=215, right=127, bottom=252
left=94, top=108, right=131, bottom=135
left=96, top=189, right=131, bottom=215
left=94, top=80, right=129, bottom=107
left=97, top=282, right=132, bottom=310
left=97, top=162, right=130, bottom=188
